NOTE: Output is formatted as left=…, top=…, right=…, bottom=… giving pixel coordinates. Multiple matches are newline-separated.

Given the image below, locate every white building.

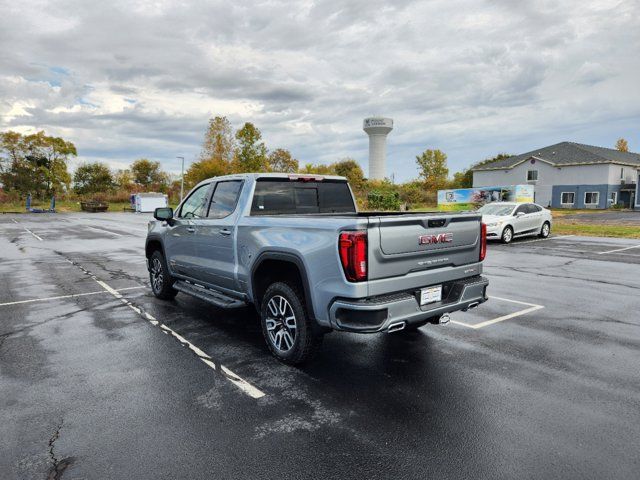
left=472, top=142, right=640, bottom=209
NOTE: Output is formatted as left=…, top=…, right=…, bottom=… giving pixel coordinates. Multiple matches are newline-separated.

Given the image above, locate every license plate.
left=420, top=285, right=442, bottom=305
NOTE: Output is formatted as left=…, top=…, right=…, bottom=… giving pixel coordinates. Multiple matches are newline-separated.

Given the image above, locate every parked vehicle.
left=145, top=173, right=489, bottom=364
left=478, top=202, right=552, bottom=243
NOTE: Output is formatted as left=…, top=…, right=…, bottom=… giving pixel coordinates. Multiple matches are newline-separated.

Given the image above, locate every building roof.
left=472, top=142, right=640, bottom=171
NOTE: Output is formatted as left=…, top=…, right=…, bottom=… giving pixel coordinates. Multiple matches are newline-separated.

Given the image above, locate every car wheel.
left=501, top=226, right=514, bottom=244
left=539, top=221, right=551, bottom=238
left=260, top=282, right=323, bottom=365
left=149, top=250, right=177, bottom=300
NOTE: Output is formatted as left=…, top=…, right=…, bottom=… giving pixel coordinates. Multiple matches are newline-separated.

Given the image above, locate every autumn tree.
left=416, top=149, right=449, bottom=190
left=73, top=162, right=114, bottom=194
left=184, top=158, right=230, bottom=189
left=0, top=130, right=74, bottom=196
left=131, top=158, right=169, bottom=189
left=615, top=138, right=629, bottom=152
left=113, top=169, right=134, bottom=189
left=266, top=148, right=298, bottom=173
left=201, top=116, right=235, bottom=165
left=234, top=122, right=269, bottom=172
left=300, top=163, right=335, bottom=175
left=333, top=158, right=365, bottom=189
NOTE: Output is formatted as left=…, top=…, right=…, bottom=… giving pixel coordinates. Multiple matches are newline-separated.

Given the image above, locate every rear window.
left=251, top=179, right=355, bottom=215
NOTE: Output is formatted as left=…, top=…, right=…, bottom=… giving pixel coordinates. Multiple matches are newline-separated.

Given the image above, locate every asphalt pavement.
left=1, top=213, right=639, bottom=479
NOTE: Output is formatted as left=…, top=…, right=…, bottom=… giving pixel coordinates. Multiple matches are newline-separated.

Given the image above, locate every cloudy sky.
left=1, top=0, right=639, bottom=181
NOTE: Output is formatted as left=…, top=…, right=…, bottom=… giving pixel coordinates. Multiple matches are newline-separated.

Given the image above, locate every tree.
left=113, top=169, right=134, bottom=189
left=201, top=116, right=235, bottom=165
left=184, top=158, right=231, bottom=189
left=416, top=149, right=449, bottom=190
left=73, top=162, right=114, bottom=195
left=300, top=163, right=335, bottom=175
left=615, top=138, right=629, bottom=152
left=131, top=158, right=169, bottom=189
left=234, top=123, right=269, bottom=172
left=268, top=148, right=298, bottom=173
left=332, top=158, right=365, bottom=188
left=0, top=130, right=74, bottom=196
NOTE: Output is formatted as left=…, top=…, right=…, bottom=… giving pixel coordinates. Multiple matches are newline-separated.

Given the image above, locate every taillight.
left=479, top=223, right=487, bottom=261
left=339, top=231, right=367, bottom=282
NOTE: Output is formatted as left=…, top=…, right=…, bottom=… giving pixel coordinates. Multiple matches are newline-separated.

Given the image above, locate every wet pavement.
left=1, top=213, right=639, bottom=479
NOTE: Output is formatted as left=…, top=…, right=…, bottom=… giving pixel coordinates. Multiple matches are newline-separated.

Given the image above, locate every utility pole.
left=177, top=156, right=185, bottom=202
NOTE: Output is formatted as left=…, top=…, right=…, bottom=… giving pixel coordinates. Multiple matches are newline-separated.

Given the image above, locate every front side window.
left=585, top=192, right=599, bottom=205
left=527, top=170, right=538, bottom=181
left=561, top=192, right=575, bottom=204
left=208, top=181, right=243, bottom=218
left=178, top=183, right=210, bottom=218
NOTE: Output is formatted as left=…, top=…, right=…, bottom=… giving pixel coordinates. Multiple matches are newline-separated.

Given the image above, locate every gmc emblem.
left=419, top=233, right=453, bottom=245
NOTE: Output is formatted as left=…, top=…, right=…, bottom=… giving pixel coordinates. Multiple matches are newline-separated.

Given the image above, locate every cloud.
left=1, top=0, right=639, bottom=180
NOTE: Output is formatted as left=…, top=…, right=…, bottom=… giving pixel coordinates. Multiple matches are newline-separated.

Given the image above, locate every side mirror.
left=515, top=211, right=525, bottom=217
left=154, top=207, right=174, bottom=222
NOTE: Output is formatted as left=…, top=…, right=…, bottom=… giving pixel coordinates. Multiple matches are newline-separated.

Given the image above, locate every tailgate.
left=368, top=213, right=481, bottom=280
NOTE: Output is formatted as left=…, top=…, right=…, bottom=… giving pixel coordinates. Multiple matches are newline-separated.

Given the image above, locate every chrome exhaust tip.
left=387, top=321, right=406, bottom=333
left=439, top=313, right=450, bottom=325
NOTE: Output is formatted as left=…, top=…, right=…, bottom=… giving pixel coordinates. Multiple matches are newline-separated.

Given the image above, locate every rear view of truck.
left=330, top=212, right=488, bottom=333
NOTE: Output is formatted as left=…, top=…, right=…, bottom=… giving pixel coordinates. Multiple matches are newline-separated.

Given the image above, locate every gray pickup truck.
left=146, top=173, right=488, bottom=364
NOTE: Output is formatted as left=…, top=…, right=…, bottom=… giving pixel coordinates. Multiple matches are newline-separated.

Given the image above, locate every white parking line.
left=451, top=295, right=544, bottom=329
left=86, top=226, right=123, bottom=236
left=11, top=218, right=43, bottom=241
left=64, top=259, right=265, bottom=399
left=0, top=286, right=145, bottom=307
left=597, top=244, right=640, bottom=255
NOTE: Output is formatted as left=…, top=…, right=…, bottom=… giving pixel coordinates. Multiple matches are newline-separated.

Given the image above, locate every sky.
left=1, top=0, right=639, bottom=182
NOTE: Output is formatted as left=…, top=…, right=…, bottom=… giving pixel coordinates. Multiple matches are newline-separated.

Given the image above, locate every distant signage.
left=437, top=185, right=535, bottom=206
left=363, top=118, right=393, bottom=128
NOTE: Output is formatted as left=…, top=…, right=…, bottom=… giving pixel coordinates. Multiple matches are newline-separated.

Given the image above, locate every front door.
left=192, top=180, right=244, bottom=293
left=164, top=182, right=212, bottom=278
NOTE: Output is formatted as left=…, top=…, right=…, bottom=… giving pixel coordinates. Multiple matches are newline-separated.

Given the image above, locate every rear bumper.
left=328, top=275, right=489, bottom=333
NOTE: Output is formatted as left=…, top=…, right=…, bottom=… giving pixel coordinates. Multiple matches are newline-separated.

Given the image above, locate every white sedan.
left=478, top=202, right=553, bottom=244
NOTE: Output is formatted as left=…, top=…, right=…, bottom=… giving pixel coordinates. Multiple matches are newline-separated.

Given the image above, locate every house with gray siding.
left=472, top=142, right=640, bottom=209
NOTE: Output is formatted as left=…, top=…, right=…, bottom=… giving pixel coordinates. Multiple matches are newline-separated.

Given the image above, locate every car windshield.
left=477, top=204, right=514, bottom=216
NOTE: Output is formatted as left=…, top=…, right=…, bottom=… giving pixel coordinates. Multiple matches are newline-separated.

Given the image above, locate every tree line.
left=1, top=122, right=634, bottom=208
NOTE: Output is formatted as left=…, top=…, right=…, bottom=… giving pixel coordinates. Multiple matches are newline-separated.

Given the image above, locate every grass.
left=552, top=221, right=640, bottom=239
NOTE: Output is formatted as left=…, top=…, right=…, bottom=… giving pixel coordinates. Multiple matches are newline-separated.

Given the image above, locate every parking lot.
left=1, top=213, right=639, bottom=479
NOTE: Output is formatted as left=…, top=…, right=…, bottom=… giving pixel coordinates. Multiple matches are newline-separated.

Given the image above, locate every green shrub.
left=367, top=190, right=401, bottom=211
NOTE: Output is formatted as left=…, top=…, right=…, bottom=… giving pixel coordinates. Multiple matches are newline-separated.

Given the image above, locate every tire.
left=149, top=250, right=177, bottom=300
left=501, top=225, right=514, bottom=244
left=260, top=282, right=323, bottom=365
left=539, top=221, right=551, bottom=238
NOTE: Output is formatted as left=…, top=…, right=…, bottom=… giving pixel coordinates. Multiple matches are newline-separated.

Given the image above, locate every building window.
left=584, top=192, right=599, bottom=205
left=527, top=170, right=538, bottom=181
left=561, top=192, right=575, bottom=205
left=609, top=192, right=617, bottom=205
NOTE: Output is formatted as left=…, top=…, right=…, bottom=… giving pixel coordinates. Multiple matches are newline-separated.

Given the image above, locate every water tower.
left=363, top=117, right=393, bottom=180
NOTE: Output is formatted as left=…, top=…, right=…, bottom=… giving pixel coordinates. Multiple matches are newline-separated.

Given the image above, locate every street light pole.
left=177, top=156, right=185, bottom=202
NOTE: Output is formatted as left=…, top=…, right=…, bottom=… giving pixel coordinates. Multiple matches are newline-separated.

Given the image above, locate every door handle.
left=219, top=228, right=231, bottom=236
left=186, top=227, right=196, bottom=233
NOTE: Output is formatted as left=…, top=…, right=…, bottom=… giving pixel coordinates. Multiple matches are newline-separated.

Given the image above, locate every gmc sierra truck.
left=145, top=173, right=489, bottom=364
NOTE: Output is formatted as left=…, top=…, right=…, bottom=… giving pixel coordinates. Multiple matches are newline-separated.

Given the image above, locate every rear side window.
left=251, top=180, right=355, bottom=215
left=207, top=180, right=243, bottom=218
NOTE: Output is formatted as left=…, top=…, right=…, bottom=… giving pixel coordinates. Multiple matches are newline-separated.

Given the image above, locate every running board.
left=173, top=280, right=246, bottom=309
